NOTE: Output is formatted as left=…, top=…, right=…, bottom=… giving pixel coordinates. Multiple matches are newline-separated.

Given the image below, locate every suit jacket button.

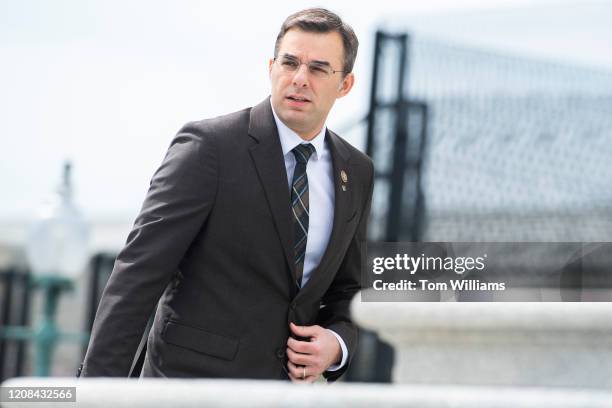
left=276, top=347, right=286, bottom=359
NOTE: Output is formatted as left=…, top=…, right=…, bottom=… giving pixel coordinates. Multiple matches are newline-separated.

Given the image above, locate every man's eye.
left=282, top=60, right=299, bottom=68
left=310, top=66, right=327, bottom=73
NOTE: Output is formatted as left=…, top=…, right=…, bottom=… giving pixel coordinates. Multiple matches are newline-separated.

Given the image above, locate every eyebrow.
left=282, top=53, right=332, bottom=67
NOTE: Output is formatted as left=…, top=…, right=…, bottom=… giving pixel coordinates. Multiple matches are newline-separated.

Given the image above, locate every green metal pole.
left=32, top=276, right=73, bottom=376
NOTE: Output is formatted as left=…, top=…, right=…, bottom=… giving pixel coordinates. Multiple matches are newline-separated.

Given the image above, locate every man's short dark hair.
left=274, top=8, right=359, bottom=75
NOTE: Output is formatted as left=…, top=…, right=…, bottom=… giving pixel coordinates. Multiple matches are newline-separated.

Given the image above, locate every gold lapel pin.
left=340, top=170, right=348, bottom=183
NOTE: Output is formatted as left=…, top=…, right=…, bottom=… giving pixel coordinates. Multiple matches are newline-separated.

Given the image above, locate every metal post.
left=34, top=276, right=70, bottom=376
left=16, top=271, right=32, bottom=376
left=386, top=34, right=410, bottom=241
left=0, top=269, right=15, bottom=381
left=366, top=31, right=383, bottom=157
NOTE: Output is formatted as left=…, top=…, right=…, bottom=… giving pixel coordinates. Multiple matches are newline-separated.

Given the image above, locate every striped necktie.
left=290, top=143, right=316, bottom=288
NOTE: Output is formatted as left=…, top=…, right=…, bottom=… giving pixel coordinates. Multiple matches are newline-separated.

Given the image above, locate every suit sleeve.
left=80, top=124, right=218, bottom=377
left=319, top=159, right=374, bottom=382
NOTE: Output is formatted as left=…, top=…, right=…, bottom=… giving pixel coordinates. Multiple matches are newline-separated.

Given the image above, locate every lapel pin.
left=340, top=170, right=348, bottom=183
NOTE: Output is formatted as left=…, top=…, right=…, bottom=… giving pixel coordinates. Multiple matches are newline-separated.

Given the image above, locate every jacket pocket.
left=162, top=320, right=239, bottom=361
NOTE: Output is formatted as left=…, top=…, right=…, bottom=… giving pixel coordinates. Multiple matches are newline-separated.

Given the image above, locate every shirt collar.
left=270, top=99, right=326, bottom=160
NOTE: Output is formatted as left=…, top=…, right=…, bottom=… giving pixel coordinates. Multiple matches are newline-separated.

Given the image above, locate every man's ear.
left=268, top=58, right=275, bottom=76
left=337, top=72, right=355, bottom=98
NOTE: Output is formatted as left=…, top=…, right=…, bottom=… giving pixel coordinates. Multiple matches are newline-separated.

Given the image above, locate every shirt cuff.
left=325, top=329, right=348, bottom=372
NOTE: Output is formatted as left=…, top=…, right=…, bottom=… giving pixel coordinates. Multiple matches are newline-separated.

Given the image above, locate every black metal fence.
left=81, top=253, right=117, bottom=359
left=0, top=267, right=31, bottom=381
left=0, top=252, right=118, bottom=381
left=355, top=29, right=612, bottom=383
left=365, top=31, right=612, bottom=243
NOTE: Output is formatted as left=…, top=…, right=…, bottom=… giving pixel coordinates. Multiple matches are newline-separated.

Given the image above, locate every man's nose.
left=292, top=64, right=309, bottom=88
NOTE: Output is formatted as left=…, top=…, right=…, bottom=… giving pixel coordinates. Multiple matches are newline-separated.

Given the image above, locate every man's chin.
left=280, top=109, right=310, bottom=124
left=279, top=114, right=316, bottom=134
left=283, top=103, right=311, bottom=114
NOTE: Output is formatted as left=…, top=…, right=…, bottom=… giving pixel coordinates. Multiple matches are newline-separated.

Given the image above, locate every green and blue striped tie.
left=291, top=143, right=316, bottom=288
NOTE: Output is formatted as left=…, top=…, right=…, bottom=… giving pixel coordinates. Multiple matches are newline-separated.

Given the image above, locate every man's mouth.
left=286, top=95, right=311, bottom=103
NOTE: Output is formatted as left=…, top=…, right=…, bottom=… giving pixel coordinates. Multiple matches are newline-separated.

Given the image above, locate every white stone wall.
left=352, top=295, right=612, bottom=388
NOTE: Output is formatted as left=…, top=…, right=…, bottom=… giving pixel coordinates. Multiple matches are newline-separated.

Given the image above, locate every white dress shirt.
left=270, top=101, right=348, bottom=372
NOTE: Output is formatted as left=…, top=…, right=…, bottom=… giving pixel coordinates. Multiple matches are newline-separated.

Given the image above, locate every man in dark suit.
left=80, top=8, right=373, bottom=383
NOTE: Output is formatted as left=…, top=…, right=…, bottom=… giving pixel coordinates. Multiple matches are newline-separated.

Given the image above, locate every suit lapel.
left=247, top=98, right=354, bottom=299
left=247, top=98, right=296, bottom=294
left=298, top=129, right=353, bottom=297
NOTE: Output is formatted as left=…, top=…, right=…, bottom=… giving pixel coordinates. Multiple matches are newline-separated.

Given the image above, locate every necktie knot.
left=292, top=143, right=316, bottom=164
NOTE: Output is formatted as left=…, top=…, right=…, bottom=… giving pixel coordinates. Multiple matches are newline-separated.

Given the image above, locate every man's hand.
left=286, top=322, right=342, bottom=383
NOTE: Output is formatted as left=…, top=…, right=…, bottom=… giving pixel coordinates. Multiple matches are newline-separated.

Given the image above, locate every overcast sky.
left=1, top=0, right=611, bottom=223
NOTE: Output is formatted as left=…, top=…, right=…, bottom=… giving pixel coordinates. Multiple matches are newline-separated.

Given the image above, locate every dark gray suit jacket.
left=80, top=97, right=374, bottom=381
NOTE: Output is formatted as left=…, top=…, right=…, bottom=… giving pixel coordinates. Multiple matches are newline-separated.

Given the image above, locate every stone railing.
left=2, top=377, right=612, bottom=407
left=2, top=292, right=612, bottom=407
left=352, top=293, right=612, bottom=389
